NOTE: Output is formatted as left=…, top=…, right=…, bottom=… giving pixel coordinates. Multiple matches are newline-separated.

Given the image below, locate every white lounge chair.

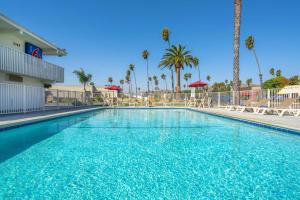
left=272, top=99, right=296, bottom=117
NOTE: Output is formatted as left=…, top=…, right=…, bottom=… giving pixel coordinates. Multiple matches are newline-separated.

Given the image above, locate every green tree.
left=233, top=0, right=242, bottom=104
left=126, top=70, right=132, bottom=96
left=245, top=36, right=263, bottom=88
left=159, top=45, right=197, bottom=92
left=187, top=72, right=192, bottom=85
left=161, top=73, right=168, bottom=91
left=288, top=75, right=300, bottom=85
left=142, top=50, right=150, bottom=92
left=206, top=75, right=211, bottom=83
left=276, top=69, right=282, bottom=77
left=161, top=27, right=174, bottom=92
left=269, top=68, right=275, bottom=77
left=129, top=64, right=137, bottom=96
left=108, top=77, right=113, bottom=85
left=73, top=68, right=92, bottom=93
left=263, top=76, right=289, bottom=89
left=246, top=78, right=253, bottom=88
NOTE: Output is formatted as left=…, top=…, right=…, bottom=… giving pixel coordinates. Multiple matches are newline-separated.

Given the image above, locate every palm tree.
left=270, top=68, right=275, bottom=77
left=161, top=27, right=175, bottom=93
left=246, top=78, right=252, bottom=89
left=153, top=75, right=158, bottom=91
left=233, top=0, right=242, bottom=105
left=161, top=73, right=168, bottom=91
left=245, top=35, right=263, bottom=88
left=206, top=75, right=211, bottom=83
left=148, top=77, right=153, bottom=91
left=73, top=68, right=92, bottom=93
left=119, top=79, right=124, bottom=90
left=184, top=73, right=189, bottom=88
left=276, top=69, right=282, bottom=77
left=126, top=70, right=132, bottom=96
left=187, top=72, right=192, bottom=85
left=142, top=50, right=150, bottom=92
left=108, top=77, right=113, bottom=85
left=193, top=57, right=200, bottom=81
left=129, top=64, right=137, bottom=96
left=159, top=45, right=197, bottom=92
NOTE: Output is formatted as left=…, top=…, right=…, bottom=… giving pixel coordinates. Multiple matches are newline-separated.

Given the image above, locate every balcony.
left=0, top=44, right=64, bottom=82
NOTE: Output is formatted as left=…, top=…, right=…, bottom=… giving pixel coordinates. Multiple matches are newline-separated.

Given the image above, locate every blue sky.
left=1, top=0, right=299, bottom=89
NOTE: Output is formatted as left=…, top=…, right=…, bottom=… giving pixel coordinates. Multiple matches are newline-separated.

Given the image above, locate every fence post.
left=23, top=85, right=26, bottom=113
left=218, top=92, right=221, bottom=107
left=184, top=93, right=187, bottom=107
left=232, top=91, right=235, bottom=105
left=56, top=89, right=59, bottom=109
left=267, top=89, right=271, bottom=108
left=75, top=91, right=77, bottom=107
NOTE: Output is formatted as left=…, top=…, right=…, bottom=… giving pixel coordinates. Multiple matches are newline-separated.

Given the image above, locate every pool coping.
left=0, top=107, right=106, bottom=131
left=1, top=106, right=299, bottom=135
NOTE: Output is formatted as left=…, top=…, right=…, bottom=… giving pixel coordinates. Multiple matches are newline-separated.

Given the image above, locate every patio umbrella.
left=188, top=81, right=208, bottom=88
left=105, top=85, right=122, bottom=91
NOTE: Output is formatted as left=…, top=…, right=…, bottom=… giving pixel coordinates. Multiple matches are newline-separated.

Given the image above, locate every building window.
left=8, top=74, right=23, bottom=82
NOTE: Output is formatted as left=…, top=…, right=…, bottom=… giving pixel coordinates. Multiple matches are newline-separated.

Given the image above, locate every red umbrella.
left=188, top=81, right=208, bottom=88
left=105, top=85, right=122, bottom=91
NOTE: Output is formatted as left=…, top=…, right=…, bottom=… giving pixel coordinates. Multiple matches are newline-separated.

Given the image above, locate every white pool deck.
left=0, top=107, right=300, bottom=132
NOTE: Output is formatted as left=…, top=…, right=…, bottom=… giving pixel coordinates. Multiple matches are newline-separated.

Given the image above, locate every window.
left=8, top=74, right=23, bottom=82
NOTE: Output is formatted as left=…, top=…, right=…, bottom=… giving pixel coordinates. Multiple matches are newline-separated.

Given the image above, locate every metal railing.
left=0, top=44, right=64, bottom=82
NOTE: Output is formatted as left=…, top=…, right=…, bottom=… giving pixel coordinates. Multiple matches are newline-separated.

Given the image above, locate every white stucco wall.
left=0, top=33, right=24, bottom=52
left=0, top=71, right=44, bottom=87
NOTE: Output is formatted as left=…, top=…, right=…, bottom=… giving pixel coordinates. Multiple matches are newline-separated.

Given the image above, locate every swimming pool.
left=1, top=108, right=300, bottom=199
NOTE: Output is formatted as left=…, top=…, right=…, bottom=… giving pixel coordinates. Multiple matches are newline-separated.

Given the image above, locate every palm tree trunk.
left=147, top=59, right=150, bottom=93
left=197, top=66, right=201, bottom=81
left=165, top=80, right=168, bottom=91
left=233, top=0, right=242, bottom=105
left=252, top=48, right=263, bottom=88
left=175, top=67, right=181, bottom=92
left=167, top=40, right=175, bottom=93
left=133, top=71, right=137, bottom=97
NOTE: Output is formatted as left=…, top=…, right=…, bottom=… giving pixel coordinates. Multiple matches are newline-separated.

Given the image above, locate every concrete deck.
left=191, top=108, right=300, bottom=132
left=0, top=106, right=104, bottom=129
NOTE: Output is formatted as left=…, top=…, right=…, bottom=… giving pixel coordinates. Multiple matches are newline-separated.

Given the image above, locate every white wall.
left=0, top=71, right=44, bottom=87
left=0, top=33, right=24, bottom=52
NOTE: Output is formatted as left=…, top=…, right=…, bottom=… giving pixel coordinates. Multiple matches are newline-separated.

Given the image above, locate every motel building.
left=0, top=14, right=66, bottom=114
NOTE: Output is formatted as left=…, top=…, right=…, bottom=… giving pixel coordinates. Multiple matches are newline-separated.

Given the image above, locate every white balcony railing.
left=0, top=44, right=64, bottom=82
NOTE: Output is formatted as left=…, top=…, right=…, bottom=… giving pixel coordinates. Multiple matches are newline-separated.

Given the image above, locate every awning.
left=104, top=85, right=122, bottom=91
left=188, top=81, right=208, bottom=88
left=278, top=85, right=300, bottom=95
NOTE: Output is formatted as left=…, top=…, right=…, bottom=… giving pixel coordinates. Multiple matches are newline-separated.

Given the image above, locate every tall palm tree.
left=276, top=69, right=282, bottom=77
left=187, top=72, right=192, bottom=85
left=161, top=27, right=175, bottom=93
left=148, top=77, right=153, bottom=91
left=153, top=75, right=158, bottom=91
left=129, top=64, right=137, bottom=96
left=206, top=75, right=211, bottom=83
left=245, top=35, right=263, bottom=88
left=159, top=45, right=197, bottom=92
left=184, top=73, right=189, bottom=88
left=142, top=50, right=150, bottom=92
left=161, top=73, right=168, bottom=91
left=119, top=79, right=124, bottom=90
left=233, top=0, right=242, bottom=105
left=270, top=68, right=275, bottom=77
left=126, top=70, right=132, bottom=96
left=193, top=57, right=200, bottom=81
left=108, top=77, right=113, bottom=85
left=73, top=68, right=92, bottom=93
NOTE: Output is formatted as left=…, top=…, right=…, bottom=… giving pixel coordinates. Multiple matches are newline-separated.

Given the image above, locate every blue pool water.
left=0, top=109, right=300, bottom=199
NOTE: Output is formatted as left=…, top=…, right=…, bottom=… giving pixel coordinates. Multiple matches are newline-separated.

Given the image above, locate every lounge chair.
left=235, top=99, right=253, bottom=112
left=187, top=97, right=197, bottom=107
left=272, top=99, right=296, bottom=117
left=251, top=99, right=269, bottom=114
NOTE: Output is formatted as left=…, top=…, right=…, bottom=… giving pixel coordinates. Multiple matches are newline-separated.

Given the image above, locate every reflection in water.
left=0, top=112, right=95, bottom=163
